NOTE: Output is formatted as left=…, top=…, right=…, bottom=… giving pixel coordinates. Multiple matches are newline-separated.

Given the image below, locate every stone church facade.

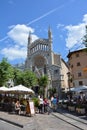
left=25, top=27, right=69, bottom=98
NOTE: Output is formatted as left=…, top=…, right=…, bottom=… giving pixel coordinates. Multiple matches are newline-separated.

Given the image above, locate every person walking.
left=43, top=98, right=48, bottom=113
left=38, top=95, right=44, bottom=114
left=50, top=96, right=54, bottom=107
left=52, top=96, right=57, bottom=111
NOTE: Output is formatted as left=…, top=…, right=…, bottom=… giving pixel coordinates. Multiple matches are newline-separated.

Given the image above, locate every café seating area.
left=0, top=96, right=29, bottom=115
left=58, top=97, right=87, bottom=115
left=0, top=85, right=35, bottom=116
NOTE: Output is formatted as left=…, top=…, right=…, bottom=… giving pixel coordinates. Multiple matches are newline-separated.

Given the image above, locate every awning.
left=83, top=67, right=87, bottom=72
left=70, top=85, right=87, bottom=92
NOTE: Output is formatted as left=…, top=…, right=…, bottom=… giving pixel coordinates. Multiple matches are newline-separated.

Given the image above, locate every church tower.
left=25, top=27, right=62, bottom=98
left=48, top=26, right=53, bottom=65
left=27, top=31, right=32, bottom=57
left=48, top=26, right=52, bottom=39
left=25, top=27, right=54, bottom=70
left=25, top=31, right=32, bottom=69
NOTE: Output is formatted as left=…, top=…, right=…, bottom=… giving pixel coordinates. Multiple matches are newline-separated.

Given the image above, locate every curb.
left=0, top=117, right=23, bottom=128
left=52, top=113, right=84, bottom=130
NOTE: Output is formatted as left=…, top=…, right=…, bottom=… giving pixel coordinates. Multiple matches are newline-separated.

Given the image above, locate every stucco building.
left=67, top=49, right=87, bottom=87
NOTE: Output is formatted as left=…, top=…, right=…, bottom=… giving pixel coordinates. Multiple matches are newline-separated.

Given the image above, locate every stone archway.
left=31, top=55, right=48, bottom=76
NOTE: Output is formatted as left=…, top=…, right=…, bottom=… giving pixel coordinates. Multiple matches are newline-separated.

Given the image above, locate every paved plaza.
left=0, top=109, right=87, bottom=130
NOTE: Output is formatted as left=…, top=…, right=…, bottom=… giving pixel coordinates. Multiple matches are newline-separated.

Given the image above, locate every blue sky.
left=0, top=0, right=87, bottom=65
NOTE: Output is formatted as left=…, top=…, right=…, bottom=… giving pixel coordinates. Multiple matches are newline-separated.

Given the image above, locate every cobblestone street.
left=34, top=113, right=82, bottom=130
left=1, top=111, right=87, bottom=130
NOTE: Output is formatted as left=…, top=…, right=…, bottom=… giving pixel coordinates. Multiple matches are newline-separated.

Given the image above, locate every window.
left=54, top=69, right=59, bottom=74
left=77, top=62, right=80, bottom=66
left=71, top=64, right=73, bottom=68
left=76, top=53, right=79, bottom=57
left=78, top=72, right=82, bottom=77
left=70, top=57, right=72, bottom=60
left=79, top=81, right=83, bottom=86
left=61, top=75, right=64, bottom=80
left=69, top=63, right=70, bottom=66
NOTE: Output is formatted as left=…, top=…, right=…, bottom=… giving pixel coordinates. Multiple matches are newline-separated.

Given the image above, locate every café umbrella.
left=8, top=84, right=34, bottom=94
left=0, top=86, right=9, bottom=93
left=70, top=85, right=87, bottom=92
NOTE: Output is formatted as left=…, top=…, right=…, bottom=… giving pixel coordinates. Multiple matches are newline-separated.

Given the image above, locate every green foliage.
left=23, top=70, right=37, bottom=88
left=48, top=88, right=56, bottom=97
left=38, top=75, right=48, bottom=97
left=32, top=97, right=39, bottom=107
left=38, top=75, right=48, bottom=88
left=0, top=58, right=14, bottom=86
left=0, top=58, right=37, bottom=89
left=13, top=68, right=24, bottom=85
left=76, top=103, right=86, bottom=108
left=68, top=102, right=75, bottom=106
left=13, top=69, right=37, bottom=88
left=38, top=87, right=43, bottom=95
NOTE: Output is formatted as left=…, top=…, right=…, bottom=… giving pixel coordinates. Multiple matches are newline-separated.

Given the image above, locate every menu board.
left=29, top=101, right=35, bottom=115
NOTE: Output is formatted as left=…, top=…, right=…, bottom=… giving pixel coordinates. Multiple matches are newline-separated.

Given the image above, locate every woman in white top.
left=38, top=96, right=43, bottom=113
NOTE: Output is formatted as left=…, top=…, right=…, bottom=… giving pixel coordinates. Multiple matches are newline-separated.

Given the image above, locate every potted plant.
left=68, top=102, right=75, bottom=112
left=76, top=104, right=86, bottom=115
left=62, top=100, right=68, bottom=109
left=32, top=97, right=39, bottom=113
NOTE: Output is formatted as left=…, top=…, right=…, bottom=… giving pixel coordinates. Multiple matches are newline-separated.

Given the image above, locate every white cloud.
left=57, top=24, right=64, bottom=29
left=7, top=24, right=38, bottom=46
left=1, top=45, right=26, bottom=60
left=65, top=14, right=87, bottom=49
left=0, top=24, right=38, bottom=61
left=83, top=14, right=87, bottom=23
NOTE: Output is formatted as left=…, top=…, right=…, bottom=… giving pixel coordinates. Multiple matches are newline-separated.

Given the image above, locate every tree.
left=0, top=58, right=14, bottom=86
left=48, top=88, right=56, bottom=97
left=38, top=75, right=48, bottom=98
left=13, top=69, right=37, bottom=88
left=23, top=70, right=37, bottom=88
left=0, top=58, right=37, bottom=89
left=13, top=68, right=24, bottom=86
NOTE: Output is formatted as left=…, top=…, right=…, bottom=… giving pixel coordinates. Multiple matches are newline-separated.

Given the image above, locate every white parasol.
left=70, top=85, right=87, bottom=92
left=8, top=84, right=34, bottom=94
left=0, top=86, right=9, bottom=93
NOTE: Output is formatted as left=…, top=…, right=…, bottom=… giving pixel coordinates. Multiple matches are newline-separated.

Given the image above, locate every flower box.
left=76, top=107, right=86, bottom=115
left=68, top=106, right=75, bottom=112
left=62, top=104, right=67, bottom=109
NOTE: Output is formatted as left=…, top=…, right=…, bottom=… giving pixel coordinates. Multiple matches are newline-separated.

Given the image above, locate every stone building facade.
left=25, top=27, right=69, bottom=98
